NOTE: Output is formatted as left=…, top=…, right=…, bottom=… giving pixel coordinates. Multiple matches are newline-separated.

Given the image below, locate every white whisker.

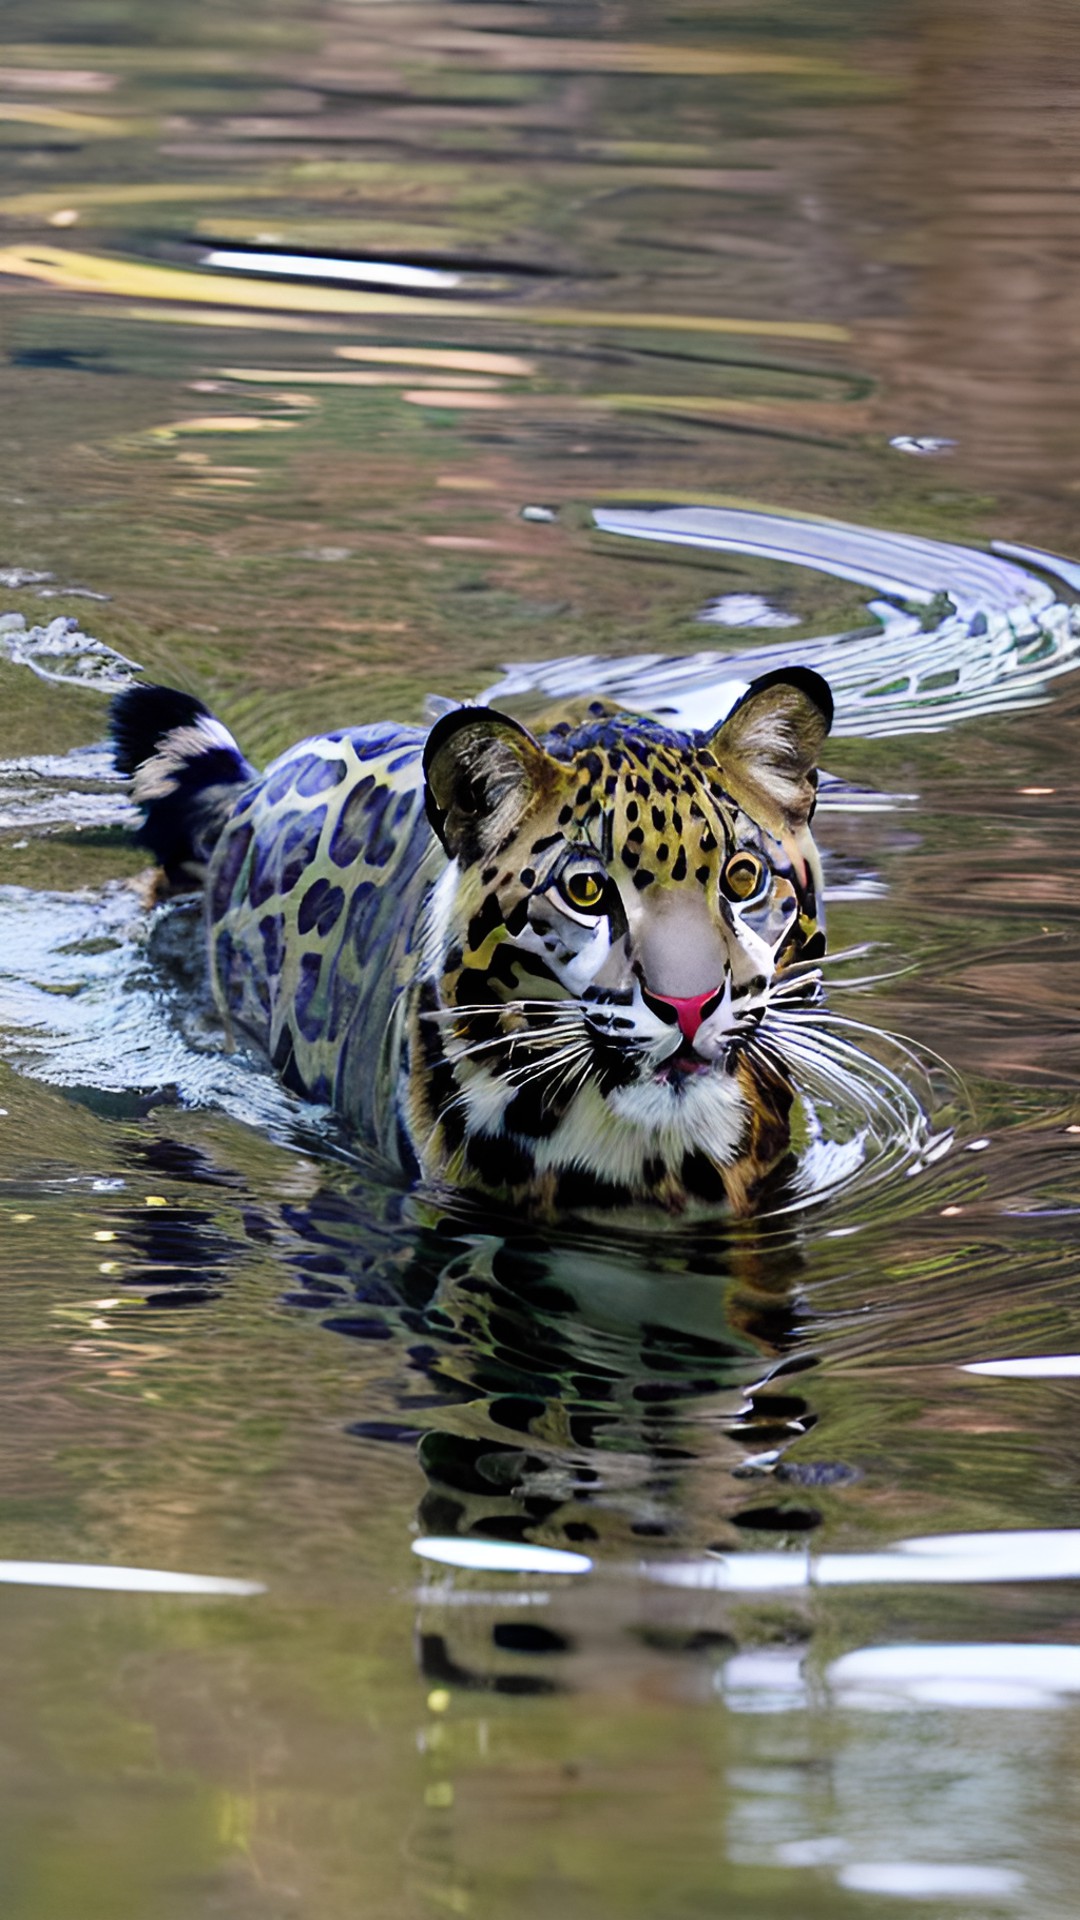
left=779, top=1006, right=964, bottom=1091
left=764, top=1021, right=917, bottom=1123
left=444, top=1024, right=582, bottom=1064
left=421, top=998, right=581, bottom=1024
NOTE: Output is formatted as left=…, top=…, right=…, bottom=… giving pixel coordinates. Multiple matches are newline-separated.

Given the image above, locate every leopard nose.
left=645, top=984, right=724, bottom=1042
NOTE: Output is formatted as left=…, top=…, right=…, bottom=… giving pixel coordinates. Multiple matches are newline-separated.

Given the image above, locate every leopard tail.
left=110, top=682, right=255, bottom=886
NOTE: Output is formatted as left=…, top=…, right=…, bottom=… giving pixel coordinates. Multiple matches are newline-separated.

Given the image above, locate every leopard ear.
left=423, top=705, right=554, bottom=859
left=706, top=667, right=833, bottom=839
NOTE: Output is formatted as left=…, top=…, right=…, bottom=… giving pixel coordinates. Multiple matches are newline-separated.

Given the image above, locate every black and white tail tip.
left=111, top=682, right=254, bottom=884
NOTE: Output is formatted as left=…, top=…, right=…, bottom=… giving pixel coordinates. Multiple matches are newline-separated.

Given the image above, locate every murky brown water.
left=3, top=5, right=1080, bottom=1917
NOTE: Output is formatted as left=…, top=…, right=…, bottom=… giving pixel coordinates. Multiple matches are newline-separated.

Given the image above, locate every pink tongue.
left=657, top=987, right=719, bottom=1043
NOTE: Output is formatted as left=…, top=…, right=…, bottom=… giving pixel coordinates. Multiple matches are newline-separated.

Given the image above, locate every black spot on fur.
left=682, top=1152, right=730, bottom=1202
left=415, top=986, right=463, bottom=1144
left=453, top=971, right=502, bottom=1037
left=342, top=879, right=379, bottom=955
left=436, top=1067, right=466, bottom=1148
left=465, top=1130, right=534, bottom=1187
left=294, top=951, right=325, bottom=1041
left=211, top=821, right=254, bottom=916
left=585, top=1034, right=639, bottom=1097
left=504, top=1081, right=563, bottom=1138
left=328, top=775, right=376, bottom=867
left=467, top=891, right=504, bottom=952
left=280, top=809, right=326, bottom=895
left=298, top=876, right=345, bottom=937
left=554, top=1168, right=634, bottom=1211
left=492, top=945, right=556, bottom=990
left=294, top=754, right=346, bottom=799
left=416, top=981, right=445, bottom=1067
left=362, top=784, right=405, bottom=869
left=259, top=912, right=283, bottom=978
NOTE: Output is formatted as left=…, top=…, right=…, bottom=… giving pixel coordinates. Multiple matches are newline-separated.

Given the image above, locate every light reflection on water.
left=651, top=1530, right=1080, bottom=1592
left=0, top=1559, right=264, bottom=1594
left=3, top=1, right=1080, bottom=1916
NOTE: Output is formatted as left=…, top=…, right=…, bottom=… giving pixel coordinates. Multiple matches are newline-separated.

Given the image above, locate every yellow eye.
left=562, top=868, right=605, bottom=911
left=721, top=852, right=768, bottom=904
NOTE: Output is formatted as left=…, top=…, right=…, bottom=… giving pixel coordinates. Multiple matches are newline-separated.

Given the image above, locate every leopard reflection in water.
left=280, top=1183, right=823, bottom=1695
left=99, top=1137, right=824, bottom=1695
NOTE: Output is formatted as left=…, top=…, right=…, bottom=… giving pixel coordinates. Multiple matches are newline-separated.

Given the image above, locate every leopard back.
left=207, top=723, right=437, bottom=1159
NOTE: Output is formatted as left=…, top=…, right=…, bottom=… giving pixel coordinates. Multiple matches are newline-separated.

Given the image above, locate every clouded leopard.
left=112, top=666, right=832, bottom=1216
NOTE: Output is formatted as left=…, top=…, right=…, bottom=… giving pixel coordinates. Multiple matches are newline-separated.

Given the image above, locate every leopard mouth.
left=654, top=1043, right=715, bottom=1083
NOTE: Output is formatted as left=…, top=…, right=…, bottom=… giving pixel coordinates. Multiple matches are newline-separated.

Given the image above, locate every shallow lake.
left=2, top=4, right=1080, bottom=1916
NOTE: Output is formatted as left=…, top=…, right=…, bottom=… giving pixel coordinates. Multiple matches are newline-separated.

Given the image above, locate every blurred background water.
left=2, top=4, right=1080, bottom=1917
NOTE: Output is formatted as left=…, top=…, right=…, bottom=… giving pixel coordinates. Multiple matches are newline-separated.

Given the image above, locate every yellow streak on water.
left=336, top=346, right=535, bottom=376
left=0, top=245, right=850, bottom=343
left=0, top=103, right=143, bottom=135
left=0, top=182, right=280, bottom=217
left=149, top=416, right=298, bottom=437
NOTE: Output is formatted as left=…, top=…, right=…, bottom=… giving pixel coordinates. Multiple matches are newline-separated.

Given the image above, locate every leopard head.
left=411, top=668, right=833, bottom=1214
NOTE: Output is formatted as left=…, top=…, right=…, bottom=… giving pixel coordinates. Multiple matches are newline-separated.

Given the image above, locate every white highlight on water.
left=0, top=1561, right=264, bottom=1595
left=647, top=1528, right=1080, bottom=1593
left=203, top=249, right=460, bottom=291
left=838, top=1863, right=1021, bottom=1900
left=412, top=1537, right=592, bottom=1575
left=829, top=1641, right=1080, bottom=1712
left=963, top=1355, right=1080, bottom=1377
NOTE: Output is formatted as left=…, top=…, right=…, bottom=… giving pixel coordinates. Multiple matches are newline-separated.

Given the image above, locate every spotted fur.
left=112, top=668, right=833, bottom=1216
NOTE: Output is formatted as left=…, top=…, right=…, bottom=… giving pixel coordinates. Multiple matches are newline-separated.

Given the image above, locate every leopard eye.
left=560, top=867, right=606, bottom=913
left=721, top=851, right=769, bottom=905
